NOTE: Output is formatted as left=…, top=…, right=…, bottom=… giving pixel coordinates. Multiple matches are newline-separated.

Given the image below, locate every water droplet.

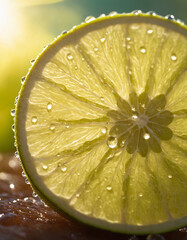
left=31, top=116, right=37, bottom=124
left=129, top=70, right=132, bottom=75
left=131, top=25, right=139, bottom=30
left=21, top=76, right=26, bottom=84
left=32, top=192, right=38, bottom=198
left=94, top=47, right=98, bottom=52
left=25, top=178, right=30, bottom=184
left=76, top=193, right=80, bottom=198
left=147, top=11, right=156, bottom=16
left=12, top=124, right=15, bottom=132
left=85, top=16, right=95, bottom=23
left=18, top=159, right=22, bottom=166
left=99, top=13, right=105, bottom=18
left=14, top=141, right=16, bottom=147
left=47, top=103, right=52, bottom=111
left=10, top=109, right=15, bottom=116
left=176, top=19, right=184, bottom=25
left=109, top=11, right=118, bottom=16
left=147, top=234, right=165, bottom=240
left=140, top=47, right=146, bottom=53
left=179, top=227, right=187, bottom=232
left=101, top=127, right=107, bottom=134
left=126, top=37, right=131, bottom=41
left=139, top=193, right=143, bottom=197
left=15, top=151, right=19, bottom=158
left=62, top=30, right=67, bottom=34
left=166, top=14, right=175, bottom=21
left=132, top=10, right=142, bottom=15
left=67, top=53, right=73, bottom=60
left=49, top=124, right=55, bottom=131
left=132, top=114, right=138, bottom=119
left=129, top=235, right=138, bottom=240
left=100, top=37, right=105, bottom=43
left=107, top=136, right=118, bottom=148
left=61, top=166, right=67, bottom=172
left=144, top=133, right=150, bottom=140
left=10, top=183, right=15, bottom=189
left=30, top=59, right=35, bottom=63
left=22, top=171, right=26, bottom=177
left=0, top=213, right=5, bottom=218
left=106, top=185, right=112, bottom=191
left=168, top=175, right=172, bottom=179
left=171, top=54, right=177, bottom=61
left=15, top=97, right=18, bottom=105
left=65, top=124, right=70, bottom=129
left=120, top=140, right=125, bottom=147
left=42, top=165, right=48, bottom=170
left=147, top=29, right=153, bottom=34
left=74, top=65, right=78, bottom=70
left=100, top=97, right=104, bottom=101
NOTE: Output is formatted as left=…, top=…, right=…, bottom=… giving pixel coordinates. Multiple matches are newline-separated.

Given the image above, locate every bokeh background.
left=1, top=0, right=187, bottom=152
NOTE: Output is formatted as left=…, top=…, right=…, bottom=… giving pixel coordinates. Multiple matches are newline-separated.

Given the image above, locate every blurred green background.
left=1, top=0, right=187, bottom=152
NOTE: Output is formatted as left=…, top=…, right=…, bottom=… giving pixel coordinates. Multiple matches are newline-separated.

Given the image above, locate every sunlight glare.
left=0, top=0, right=22, bottom=44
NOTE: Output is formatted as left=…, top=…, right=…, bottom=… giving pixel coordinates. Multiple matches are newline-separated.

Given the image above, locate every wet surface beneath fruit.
left=0, top=154, right=186, bottom=240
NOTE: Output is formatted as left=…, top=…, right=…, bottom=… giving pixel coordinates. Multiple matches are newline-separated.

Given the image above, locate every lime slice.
left=15, top=12, right=187, bottom=234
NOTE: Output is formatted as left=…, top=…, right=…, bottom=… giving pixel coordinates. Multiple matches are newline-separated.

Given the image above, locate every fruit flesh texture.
left=0, top=154, right=186, bottom=240
left=16, top=15, right=187, bottom=232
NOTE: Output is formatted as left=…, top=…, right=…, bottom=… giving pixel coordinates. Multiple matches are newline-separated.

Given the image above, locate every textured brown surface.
left=0, top=153, right=186, bottom=240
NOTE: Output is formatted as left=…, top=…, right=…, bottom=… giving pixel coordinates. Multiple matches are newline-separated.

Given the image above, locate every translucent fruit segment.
left=16, top=14, right=187, bottom=233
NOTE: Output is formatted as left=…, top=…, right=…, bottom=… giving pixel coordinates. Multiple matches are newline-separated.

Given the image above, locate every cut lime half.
left=15, top=13, right=187, bottom=234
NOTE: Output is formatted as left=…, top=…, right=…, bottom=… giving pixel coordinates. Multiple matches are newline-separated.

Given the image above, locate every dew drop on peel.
left=147, top=29, right=153, bottom=34
left=42, top=165, right=48, bottom=170
left=107, top=136, right=118, bottom=148
left=12, top=124, right=15, bottom=132
left=101, top=127, right=107, bottom=134
left=165, top=14, right=175, bottom=20
left=31, top=116, right=37, bottom=124
left=47, top=103, right=52, bottom=112
left=85, top=16, right=95, bottom=23
left=171, top=54, right=177, bottom=61
left=15, top=151, right=19, bottom=158
left=67, top=53, right=73, bottom=60
left=144, top=133, right=150, bottom=140
left=10, top=109, right=15, bottom=116
left=21, top=76, right=26, bottom=84
left=106, top=185, right=112, bottom=191
left=32, top=192, right=38, bottom=198
left=140, top=47, right=146, bottom=53
left=61, top=166, right=67, bottom=172
left=49, top=124, right=55, bottom=131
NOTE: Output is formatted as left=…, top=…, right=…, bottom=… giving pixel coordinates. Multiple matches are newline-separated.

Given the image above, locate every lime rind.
left=15, top=12, right=187, bottom=234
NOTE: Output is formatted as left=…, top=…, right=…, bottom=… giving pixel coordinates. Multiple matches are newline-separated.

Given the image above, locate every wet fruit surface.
left=107, top=92, right=174, bottom=156
left=0, top=154, right=186, bottom=240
